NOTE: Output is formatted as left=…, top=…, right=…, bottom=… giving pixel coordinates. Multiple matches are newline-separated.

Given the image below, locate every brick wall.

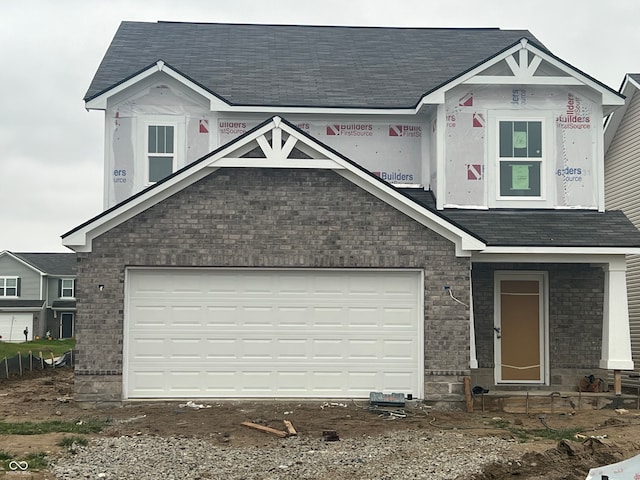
left=75, top=168, right=471, bottom=403
left=471, top=263, right=604, bottom=389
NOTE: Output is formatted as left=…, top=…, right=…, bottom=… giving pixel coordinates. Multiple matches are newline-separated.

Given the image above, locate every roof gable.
left=0, top=251, right=76, bottom=276
left=86, top=22, right=622, bottom=115
left=62, top=116, right=484, bottom=255
left=85, top=22, right=542, bottom=110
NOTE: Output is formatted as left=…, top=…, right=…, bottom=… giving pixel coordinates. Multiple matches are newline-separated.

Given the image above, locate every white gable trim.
left=418, top=39, right=624, bottom=113
left=63, top=117, right=485, bottom=255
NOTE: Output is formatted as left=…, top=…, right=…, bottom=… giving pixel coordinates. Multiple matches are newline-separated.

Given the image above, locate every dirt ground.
left=1, top=368, right=640, bottom=479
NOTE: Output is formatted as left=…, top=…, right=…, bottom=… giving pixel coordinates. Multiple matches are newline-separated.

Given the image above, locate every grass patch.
left=0, top=452, right=49, bottom=471
left=0, top=451, right=11, bottom=462
left=0, top=338, right=75, bottom=359
left=491, top=419, right=583, bottom=443
left=58, top=435, right=88, bottom=450
left=0, top=419, right=107, bottom=435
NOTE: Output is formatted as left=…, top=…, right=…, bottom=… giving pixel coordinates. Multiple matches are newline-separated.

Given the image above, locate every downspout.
left=469, top=262, right=478, bottom=369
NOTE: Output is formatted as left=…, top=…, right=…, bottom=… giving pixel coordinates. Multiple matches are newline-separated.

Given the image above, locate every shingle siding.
left=75, top=168, right=471, bottom=403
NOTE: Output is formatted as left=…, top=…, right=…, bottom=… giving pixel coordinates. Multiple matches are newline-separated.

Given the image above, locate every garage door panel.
left=126, top=269, right=422, bottom=398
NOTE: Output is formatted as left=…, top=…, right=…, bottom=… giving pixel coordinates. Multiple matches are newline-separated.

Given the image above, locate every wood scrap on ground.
left=241, top=420, right=298, bottom=438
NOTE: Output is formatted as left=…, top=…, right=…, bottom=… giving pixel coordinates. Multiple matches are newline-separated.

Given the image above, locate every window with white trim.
left=498, top=120, right=543, bottom=198
left=147, top=125, right=175, bottom=183
left=0, top=277, right=19, bottom=297
left=60, top=279, right=75, bottom=298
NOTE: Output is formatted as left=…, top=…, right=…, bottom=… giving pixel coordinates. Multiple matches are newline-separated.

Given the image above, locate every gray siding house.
left=604, top=74, right=640, bottom=386
left=0, top=251, right=76, bottom=341
left=64, top=22, right=640, bottom=406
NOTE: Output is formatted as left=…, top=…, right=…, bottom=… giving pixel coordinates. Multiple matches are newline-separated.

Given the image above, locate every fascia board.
left=214, top=104, right=418, bottom=115
left=478, top=246, right=640, bottom=256
left=472, top=252, right=627, bottom=266
left=0, top=251, right=46, bottom=275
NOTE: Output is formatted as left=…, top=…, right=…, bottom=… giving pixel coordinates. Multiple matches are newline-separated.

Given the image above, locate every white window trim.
left=488, top=111, right=554, bottom=208
left=0, top=276, right=18, bottom=297
left=60, top=278, right=75, bottom=299
left=140, top=116, right=185, bottom=186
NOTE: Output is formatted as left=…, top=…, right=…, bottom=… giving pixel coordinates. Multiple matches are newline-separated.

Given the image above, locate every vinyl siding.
left=605, top=88, right=640, bottom=386
left=0, top=255, right=41, bottom=300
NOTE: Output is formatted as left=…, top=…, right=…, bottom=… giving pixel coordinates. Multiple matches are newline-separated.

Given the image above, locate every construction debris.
left=322, top=430, right=340, bottom=442
left=283, top=420, right=297, bottom=436
left=320, top=402, right=347, bottom=409
left=241, top=420, right=298, bottom=438
left=369, top=392, right=406, bottom=407
left=179, top=401, right=212, bottom=410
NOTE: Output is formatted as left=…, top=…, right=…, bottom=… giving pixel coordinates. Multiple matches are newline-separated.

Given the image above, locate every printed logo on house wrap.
left=472, top=113, right=485, bottom=128
left=511, top=89, right=527, bottom=105
left=372, top=170, right=415, bottom=182
left=459, top=92, right=473, bottom=107
left=388, top=125, right=422, bottom=137
left=219, top=121, right=247, bottom=135
left=326, top=124, right=373, bottom=136
left=467, top=164, right=483, bottom=180
left=556, top=93, right=591, bottom=129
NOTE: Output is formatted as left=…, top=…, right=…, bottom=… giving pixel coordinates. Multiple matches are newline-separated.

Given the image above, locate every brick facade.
left=75, top=168, right=471, bottom=404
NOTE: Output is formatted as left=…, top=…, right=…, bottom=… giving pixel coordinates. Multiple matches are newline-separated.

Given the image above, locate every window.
left=0, top=277, right=19, bottom=297
left=498, top=120, right=542, bottom=197
left=147, top=125, right=175, bottom=182
left=60, top=279, right=75, bottom=298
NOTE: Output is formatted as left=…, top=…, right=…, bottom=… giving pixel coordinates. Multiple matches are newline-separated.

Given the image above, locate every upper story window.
left=147, top=125, right=175, bottom=183
left=488, top=111, right=552, bottom=208
left=0, top=277, right=19, bottom=297
left=60, top=279, right=75, bottom=298
left=498, top=120, right=543, bottom=198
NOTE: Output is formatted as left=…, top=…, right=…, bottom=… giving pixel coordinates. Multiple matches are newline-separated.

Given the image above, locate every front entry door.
left=495, top=272, right=546, bottom=384
left=60, top=313, right=74, bottom=339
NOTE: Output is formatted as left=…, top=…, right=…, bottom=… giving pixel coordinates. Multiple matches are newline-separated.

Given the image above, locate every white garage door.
left=0, top=313, right=33, bottom=342
left=125, top=268, right=423, bottom=399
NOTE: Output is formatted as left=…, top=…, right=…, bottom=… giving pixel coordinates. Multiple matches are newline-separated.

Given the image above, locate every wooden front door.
left=495, top=273, right=546, bottom=383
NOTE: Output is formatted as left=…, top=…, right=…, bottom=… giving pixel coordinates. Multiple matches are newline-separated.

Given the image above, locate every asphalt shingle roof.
left=12, top=253, right=76, bottom=276
left=85, top=22, right=543, bottom=108
left=399, top=188, right=640, bottom=248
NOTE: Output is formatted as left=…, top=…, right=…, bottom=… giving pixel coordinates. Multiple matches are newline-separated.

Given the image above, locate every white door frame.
left=494, top=271, right=549, bottom=384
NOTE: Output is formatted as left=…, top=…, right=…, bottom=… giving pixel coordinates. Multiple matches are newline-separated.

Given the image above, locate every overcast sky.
left=1, top=0, right=638, bottom=252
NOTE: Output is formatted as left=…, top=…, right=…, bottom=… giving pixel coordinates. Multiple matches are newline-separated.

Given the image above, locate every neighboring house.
left=604, top=73, right=640, bottom=387
left=0, top=251, right=76, bottom=341
left=63, top=22, right=640, bottom=406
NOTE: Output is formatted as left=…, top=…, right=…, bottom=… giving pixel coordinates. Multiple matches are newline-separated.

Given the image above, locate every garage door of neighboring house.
left=124, top=268, right=423, bottom=399
left=0, top=313, right=33, bottom=342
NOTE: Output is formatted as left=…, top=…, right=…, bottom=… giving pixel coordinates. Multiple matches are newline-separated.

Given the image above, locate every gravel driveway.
left=52, top=430, right=519, bottom=479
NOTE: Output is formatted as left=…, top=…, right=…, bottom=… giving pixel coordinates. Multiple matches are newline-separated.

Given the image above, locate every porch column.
left=599, top=257, right=634, bottom=370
